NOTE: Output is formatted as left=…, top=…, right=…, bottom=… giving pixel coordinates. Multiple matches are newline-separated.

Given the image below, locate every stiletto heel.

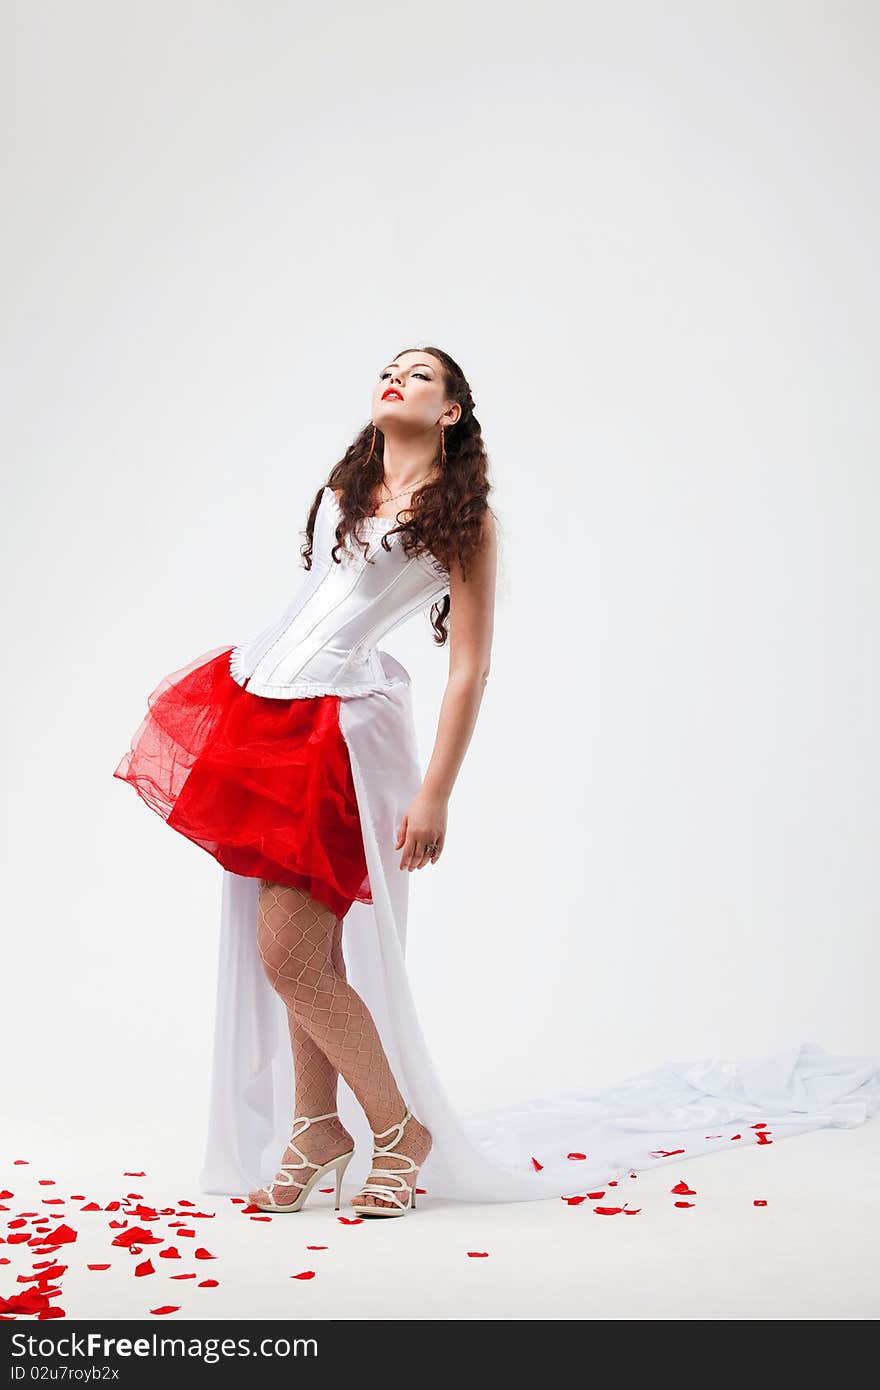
left=350, top=1109, right=426, bottom=1218
left=252, top=1110, right=355, bottom=1214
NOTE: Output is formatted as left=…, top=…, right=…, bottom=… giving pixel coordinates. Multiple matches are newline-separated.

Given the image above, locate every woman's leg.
left=250, top=879, right=431, bottom=1210
left=248, top=910, right=353, bottom=1207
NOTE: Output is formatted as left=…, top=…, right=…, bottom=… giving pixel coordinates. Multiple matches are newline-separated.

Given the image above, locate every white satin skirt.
left=199, top=659, right=880, bottom=1202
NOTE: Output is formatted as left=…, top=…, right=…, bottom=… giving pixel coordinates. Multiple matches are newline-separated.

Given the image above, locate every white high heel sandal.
left=350, top=1109, right=423, bottom=1218
left=252, top=1110, right=355, bottom=1214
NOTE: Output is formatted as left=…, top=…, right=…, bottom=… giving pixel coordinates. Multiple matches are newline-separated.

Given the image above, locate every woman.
left=115, top=346, right=878, bottom=1218
left=114, top=344, right=498, bottom=1217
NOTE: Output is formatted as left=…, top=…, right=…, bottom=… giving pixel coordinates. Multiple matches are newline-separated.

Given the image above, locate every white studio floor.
left=2, top=1118, right=878, bottom=1321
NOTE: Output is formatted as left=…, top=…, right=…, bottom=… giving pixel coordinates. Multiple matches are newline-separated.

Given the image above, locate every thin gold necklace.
left=379, top=473, right=433, bottom=505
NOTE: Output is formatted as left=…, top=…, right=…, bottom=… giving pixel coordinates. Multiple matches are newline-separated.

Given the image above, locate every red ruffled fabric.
left=113, top=646, right=372, bottom=920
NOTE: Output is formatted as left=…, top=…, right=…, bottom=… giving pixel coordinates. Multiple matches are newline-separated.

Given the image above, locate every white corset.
left=228, top=486, right=450, bottom=699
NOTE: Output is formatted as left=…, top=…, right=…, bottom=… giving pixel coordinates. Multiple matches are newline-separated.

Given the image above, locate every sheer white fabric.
left=199, top=665, right=880, bottom=1201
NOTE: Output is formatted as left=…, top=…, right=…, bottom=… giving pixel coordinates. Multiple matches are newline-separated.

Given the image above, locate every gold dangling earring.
left=439, top=423, right=446, bottom=468
left=365, top=423, right=377, bottom=466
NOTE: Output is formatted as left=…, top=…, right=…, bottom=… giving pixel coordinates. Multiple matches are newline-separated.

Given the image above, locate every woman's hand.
left=396, top=791, right=448, bottom=871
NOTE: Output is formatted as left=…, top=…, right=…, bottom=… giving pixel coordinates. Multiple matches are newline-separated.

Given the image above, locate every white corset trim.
left=227, top=643, right=411, bottom=700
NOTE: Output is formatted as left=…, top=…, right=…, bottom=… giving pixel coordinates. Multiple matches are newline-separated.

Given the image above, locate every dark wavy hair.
left=300, top=345, right=492, bottom=646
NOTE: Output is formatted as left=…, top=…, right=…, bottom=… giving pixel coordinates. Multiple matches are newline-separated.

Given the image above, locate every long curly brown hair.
left=300, top=344, right=492, bottom=645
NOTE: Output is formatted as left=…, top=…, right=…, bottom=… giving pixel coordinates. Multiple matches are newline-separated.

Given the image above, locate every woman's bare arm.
left=396, top=510, right=498, bottom=871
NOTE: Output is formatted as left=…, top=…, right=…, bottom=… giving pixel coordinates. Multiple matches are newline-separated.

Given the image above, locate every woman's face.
left=372, top=351, right=459, bottom=433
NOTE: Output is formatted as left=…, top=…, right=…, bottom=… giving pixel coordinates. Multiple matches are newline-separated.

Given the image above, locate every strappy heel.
left=252, top=1110, right=355, bottom=1214
left=350, top=1109, right=424, bottom=1218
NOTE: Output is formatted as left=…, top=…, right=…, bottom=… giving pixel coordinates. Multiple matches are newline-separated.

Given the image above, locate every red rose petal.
left=159, top=1247, right=181, bottom=1260
left=32, top=1225, right=76, bottom=1246
left=198, top=1279, right=219, bottom=1288
left=87, top=1264, right=111, bottom=1271
left=177, top=1200, right=196, bottom=1207
left=587, top=1190, right=605, bottom=1200
left=170, top=1274, right=197, bottom=1280
left=38, top=1181, right=56, bottom=1187
left=239, top=1204, right=264, bottom=1215
left=194, top=1248, right=216, bottom=1260
left=593, top=1206, right=625, bottom=1216
left=756, top=1132, right=773, bottom=1145
left=674, top=1201, right=696, bottom=1208
left=8, top=1220, right=26, bottom=1230
left=149, top=1306, right=180, bottom=1316
left=530, top=1157, right=543, bottom=1171
left=319, top=1187, right=334, bottom=1193
left=563, top=1195, right=587, bottom=1205
left=176, top=1229, right=195, bottom=1238
left=0, top=1191, right=13, bottom=1200
left=467, top=1251, right=489, bottom=1257
left=250, top=1216, right=272, bottom=1223
left=291, top=1271, right=316, bottom=1280
left=567, top=1153, right=587, bottom=1160
left=230, top=1198, right=245, bottom=1205
left=69, top=1196, right=85, bottom=1201
left=650, top=1148, right=686, bottom=1158
left=111, top=1227, right=161, bottom=1248
left=124, top=1172, right=146, bottom=1177
left=671, top=1180, right=697, bottom=1196
left=623, top=1208, right=642, bottom=1215
left=337, top=1217, right=362, bottom=1225
left=752, top=1123, right=768, bottom=1129
left=754, top=1199, right=768, bottom=1207
left=13, top=1161, right=29, bottom=1165
left=306, top=1245, right=328, bottom=1250
left=730, top=1134, right=741, bottom=1141
left=80, top=1203, right=102, bottom=1212
left=134, top=1260, right=154, bottom=1277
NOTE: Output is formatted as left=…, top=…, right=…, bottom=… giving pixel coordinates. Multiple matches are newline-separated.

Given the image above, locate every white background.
left=2, top=1, right=877, bottom=1172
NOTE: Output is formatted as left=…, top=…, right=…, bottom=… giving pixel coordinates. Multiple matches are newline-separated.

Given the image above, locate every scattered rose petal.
left=567, top=1153, right=587, bottom=1160
left=467, top=1251, right=489, bottom=1257
left=239, top=1204, right=264, bottom=1215
left=87, top=1264, right=111, bottom=1271
left=111, top=1227, right=161, bottom=1248
left=319, top=1187, right=334, bottom=1194
left=176, top=1229, right=195, bottom=1238
left=149, top=1306, right=180, bottom=1316
left=250, top=1217, right=272, bottom=1223
left=0, top=1190, right=13, bottom=1199
left=291, top=1271, right=316, bottom=1280
left=674, top=1201, right=696, bottom=1208
left=124, top=1172, right=146, bottom=1177
left=177, top=1200, right=195, bottom=1207
left=230, top=1198, right=245, bottom=1204
left=754, top=1199, right=768, bottom=1207
left=38, top=1181, right=56, bottom=1187
left=13, top=1161, right=29, bottom=1166
left=32, top=1225, right=76, bottom=1246
left=8, top=1220, right=26, bottom=1230
left=752, top=1123, right=768, bottom=1130
left=170, top=1274, right=197, bottom=1280
left=530, top=1157, right=543, bottom=1171
left=650, top=1148, right=685, bottom=1158
left=563, top=1195, right=587, bottom=1206
left=306, top=1245, right=328, bottom=1250
left=69, top=1196, right=85, bottom=1201
left=80, top=1203, right=102, bottom=1212
left=337, top=1217, right=362, bottom=1225
left=415, top=1189, right=426, bottom=1195
left=730, top=1134, right=741, bottom=1141
left=198, top=1279, right=219, bottom=1288
left=194, top=1247, right=216, bottom=1260
left=159, top=1247, right=181, bottom=1260
left=623, top=1208, right=642, bottom=1215
left=671, top=1180, right=697, bottom=1196
left=593, top=1206, right=625, bottom=1216
left=134, top=1260, right=154, bottom=1278
left=756, top=1132, right=773, bottom=1145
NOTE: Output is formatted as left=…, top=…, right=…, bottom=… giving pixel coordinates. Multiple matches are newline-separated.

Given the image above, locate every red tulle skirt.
left=113, top=646, right=372, bottom=920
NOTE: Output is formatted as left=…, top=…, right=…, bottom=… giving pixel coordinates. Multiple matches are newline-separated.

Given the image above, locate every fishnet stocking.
left=248, top=880, right=432, bottom=1210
